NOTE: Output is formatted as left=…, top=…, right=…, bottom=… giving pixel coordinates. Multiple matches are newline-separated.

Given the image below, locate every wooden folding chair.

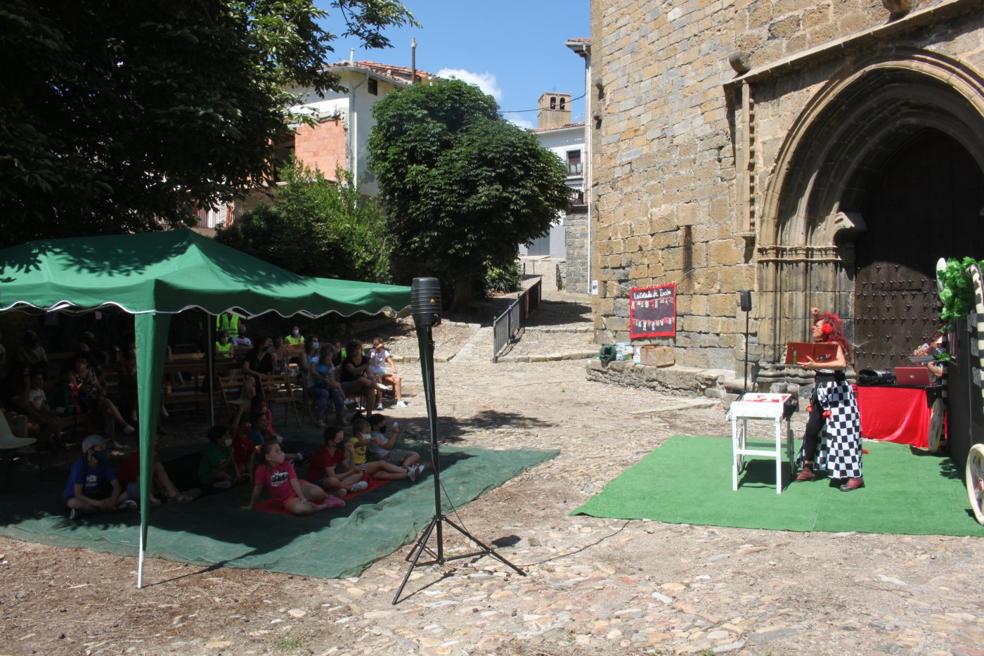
left=261, top=374, right=302, bottom=428
left=218, top=370, right=251, bottom=426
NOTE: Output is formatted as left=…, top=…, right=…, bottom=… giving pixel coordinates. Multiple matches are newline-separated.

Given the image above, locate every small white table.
left=726, top=393, right=794, bottom=494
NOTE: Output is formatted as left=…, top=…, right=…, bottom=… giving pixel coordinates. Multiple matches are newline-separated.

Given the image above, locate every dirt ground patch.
left=1, top=358, right=983, bottom=656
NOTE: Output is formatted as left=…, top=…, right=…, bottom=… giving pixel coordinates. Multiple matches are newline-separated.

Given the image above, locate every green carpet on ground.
left=0, top=446, right=556, bottom=579
left=573, top=436, right=984, bottom=536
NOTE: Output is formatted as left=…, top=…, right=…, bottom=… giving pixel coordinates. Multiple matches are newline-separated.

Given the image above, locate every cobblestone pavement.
left=2, top=303, right=984, bottom=655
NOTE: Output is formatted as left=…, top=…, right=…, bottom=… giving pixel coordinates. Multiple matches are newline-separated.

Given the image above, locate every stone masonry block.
left=707, top=240, right=741, bottom=266
left=708, top=197, right=730, bottom=222
left=608, top=317, right=629, bottom=333
left=708, top=293, right=738, bottom=317
left=676, top=203, right=698, bottom=226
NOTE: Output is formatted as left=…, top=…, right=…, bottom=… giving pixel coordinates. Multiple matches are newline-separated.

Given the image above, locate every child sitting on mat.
left=199, top=425, right=243, bottom=490
left=117, top=440, right=197, bottom=505
left=307, top=425, right=369, bottom=496
left=351, top=417, right=420, bottom=482
left=367, top=414, right=424, bottom=479
left=250, top=396, right=279, bottom=440
left=247, top=410, right=302, bottom=461
left=244, top=441, right=343, bottom=515
left=65, top=435, right=136, bottom=519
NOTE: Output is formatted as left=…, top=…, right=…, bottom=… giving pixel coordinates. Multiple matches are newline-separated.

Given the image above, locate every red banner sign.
left=630, top=283, right=676, bottom=339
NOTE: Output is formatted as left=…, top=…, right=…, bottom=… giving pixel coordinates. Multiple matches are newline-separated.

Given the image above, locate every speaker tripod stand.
left=392, top=282, right=525, bottom=605
left=392, top=498, right=525, bottom=605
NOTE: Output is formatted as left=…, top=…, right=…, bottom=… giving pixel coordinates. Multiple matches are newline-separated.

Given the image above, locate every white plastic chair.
left=0, top=410, right=37, bottom=450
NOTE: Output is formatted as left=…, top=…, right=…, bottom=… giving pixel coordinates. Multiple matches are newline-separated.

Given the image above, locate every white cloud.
left=436, top=68, right=502, bottom=102
left=503, top=113, right=534, bottom=130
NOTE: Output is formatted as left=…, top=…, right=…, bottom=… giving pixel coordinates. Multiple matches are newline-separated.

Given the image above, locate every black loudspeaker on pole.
left=410, top=276, right=443, bottom=328
left=393, top=278, right=525, bottom=604
left=738, top=291, right=752, bottom=395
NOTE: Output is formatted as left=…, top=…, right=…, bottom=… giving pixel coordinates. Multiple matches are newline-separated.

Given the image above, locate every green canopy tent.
left=0, top=229, right=410, bottom=587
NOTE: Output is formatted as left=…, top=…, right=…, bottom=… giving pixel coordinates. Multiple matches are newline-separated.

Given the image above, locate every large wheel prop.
left=967, top=444, right=984, bottom=525
left=966, top=263, right=984, bottom=525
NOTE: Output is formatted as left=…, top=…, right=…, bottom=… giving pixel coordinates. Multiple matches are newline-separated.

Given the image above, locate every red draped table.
left=854, top=385, right=945, bottom=449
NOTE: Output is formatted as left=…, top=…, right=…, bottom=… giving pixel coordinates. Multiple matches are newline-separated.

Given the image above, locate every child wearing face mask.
left=64, top=435, right=135, bottom=519
left=199, top=425, right=241, bottom=489
left=244, top=441, right=343, bottom=515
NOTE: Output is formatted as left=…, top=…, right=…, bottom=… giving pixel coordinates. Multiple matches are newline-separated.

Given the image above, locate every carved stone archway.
left=756, top=50, right=984, bottom=378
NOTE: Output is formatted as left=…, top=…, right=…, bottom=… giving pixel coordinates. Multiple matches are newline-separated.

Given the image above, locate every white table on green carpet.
left=726, top=393, right=794, bottom=494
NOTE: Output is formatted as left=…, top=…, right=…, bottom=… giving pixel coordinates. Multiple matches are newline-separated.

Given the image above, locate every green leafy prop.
left=938, top=256, right=984, bottom=326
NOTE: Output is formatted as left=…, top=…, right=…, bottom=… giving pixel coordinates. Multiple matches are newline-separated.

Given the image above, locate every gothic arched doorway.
left=852, top=130, right=984, bottom=370
left=756, top=51, right=984, bottom=375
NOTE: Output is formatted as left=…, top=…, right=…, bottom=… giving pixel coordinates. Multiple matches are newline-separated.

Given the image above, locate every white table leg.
left=774, top=417, right=782, bottom=495
left=731, top=416, right=738, bottom=491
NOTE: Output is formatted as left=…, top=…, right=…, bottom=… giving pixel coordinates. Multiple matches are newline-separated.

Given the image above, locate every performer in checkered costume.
left=809, top=379, right=862, bottom=479
left=794, top=308, right=865, bottom=491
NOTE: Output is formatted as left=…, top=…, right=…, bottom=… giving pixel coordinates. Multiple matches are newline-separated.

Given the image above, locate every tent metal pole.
left=134, top=313, right=170, bottom=589
left=207, top=316, right=215, bottom=426
left=137, top=533, right=146, bottom=588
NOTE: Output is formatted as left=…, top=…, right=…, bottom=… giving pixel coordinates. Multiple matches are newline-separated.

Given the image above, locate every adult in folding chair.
left=795, top=309, right=865, bottom=492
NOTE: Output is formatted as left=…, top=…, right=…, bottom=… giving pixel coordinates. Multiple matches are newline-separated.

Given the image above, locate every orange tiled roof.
left=533, top=122, right=585, bottom=133
left=326, top=59, right=433, bottom=84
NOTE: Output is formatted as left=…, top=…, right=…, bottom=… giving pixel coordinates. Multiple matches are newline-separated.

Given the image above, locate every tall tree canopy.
left=368, top=79, right=570, bottom=306
left=0, top=0, right=415, bottom=248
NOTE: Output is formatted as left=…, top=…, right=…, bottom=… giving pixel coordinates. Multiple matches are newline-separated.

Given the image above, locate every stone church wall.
left=591, top=0, right=984, bottom=374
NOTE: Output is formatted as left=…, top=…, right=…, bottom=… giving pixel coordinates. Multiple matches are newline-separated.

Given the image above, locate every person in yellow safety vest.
left=216, top=313, right=239, bottom=335
left=214, top=330, right=233, bottom=359
left=285, top=325, right=304, bottom=347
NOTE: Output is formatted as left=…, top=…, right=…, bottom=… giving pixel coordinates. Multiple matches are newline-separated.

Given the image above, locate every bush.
left=217, top=162, right=390, bottom=282
left=483, top=260, right=522, bottom=294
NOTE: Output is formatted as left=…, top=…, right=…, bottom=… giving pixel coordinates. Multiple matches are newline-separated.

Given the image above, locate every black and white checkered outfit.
left=798, top=377, right=863, bottom=479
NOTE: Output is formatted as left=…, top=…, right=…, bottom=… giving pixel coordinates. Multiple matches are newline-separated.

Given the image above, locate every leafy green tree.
left=0, top=0, right=416, bottom=248
left=368, top=79, right=570, bottom=306
left=217, top=162, right=390, bottom=282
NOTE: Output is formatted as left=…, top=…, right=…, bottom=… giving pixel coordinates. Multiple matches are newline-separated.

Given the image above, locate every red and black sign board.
left=630, top=283, right=676, bottom=339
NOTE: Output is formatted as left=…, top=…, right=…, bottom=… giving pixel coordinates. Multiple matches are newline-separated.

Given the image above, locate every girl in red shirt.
left=244, top=442, right=343, bottom=515
left=306, top=426, right=369, bottom=496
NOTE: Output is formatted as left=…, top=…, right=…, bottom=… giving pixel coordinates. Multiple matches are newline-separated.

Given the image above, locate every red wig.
left=814, top=310, right=850, bottom=358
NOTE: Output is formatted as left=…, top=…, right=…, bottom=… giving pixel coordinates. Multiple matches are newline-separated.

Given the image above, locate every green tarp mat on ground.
left=0, top=446, right=556, bottom=579
left=574, top=436, right=984, bottom=537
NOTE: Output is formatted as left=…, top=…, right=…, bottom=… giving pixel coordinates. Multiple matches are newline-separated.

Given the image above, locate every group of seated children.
left=245, top=414, right=425, bottom=516
left=63, top=402, right=424, bottom=520
left=65, top=434, right=198, bottom=520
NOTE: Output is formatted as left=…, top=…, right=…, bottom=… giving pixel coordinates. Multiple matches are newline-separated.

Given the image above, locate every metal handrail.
left=492, top=277, right=542, bottom=362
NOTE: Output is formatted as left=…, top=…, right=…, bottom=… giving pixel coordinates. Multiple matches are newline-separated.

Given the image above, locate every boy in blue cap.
left=64, top=435, right=135, bottom=520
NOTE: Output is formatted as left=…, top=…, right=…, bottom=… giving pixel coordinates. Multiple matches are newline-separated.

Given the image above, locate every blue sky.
left=319, top=1, right=590, bottom=128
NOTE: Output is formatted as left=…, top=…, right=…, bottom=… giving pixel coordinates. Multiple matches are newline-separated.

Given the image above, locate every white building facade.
left=522, top=91, right=589, bottom=292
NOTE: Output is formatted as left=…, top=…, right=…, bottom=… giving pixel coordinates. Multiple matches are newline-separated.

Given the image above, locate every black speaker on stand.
left=392, top=277, right=525, bottom=604
left=738, top=291, right=752, bottom=396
